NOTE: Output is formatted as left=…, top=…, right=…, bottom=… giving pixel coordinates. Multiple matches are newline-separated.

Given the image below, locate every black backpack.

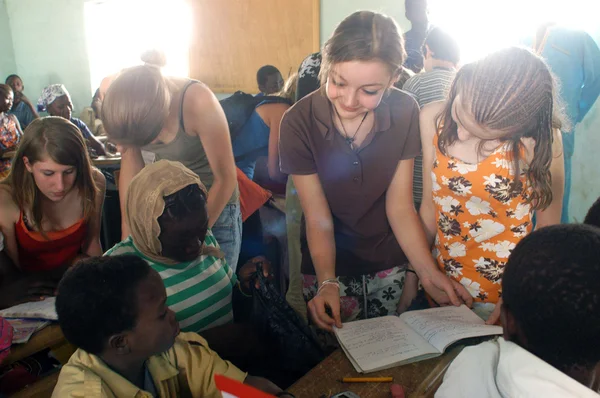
left=219, top=91, right=291, bottom=140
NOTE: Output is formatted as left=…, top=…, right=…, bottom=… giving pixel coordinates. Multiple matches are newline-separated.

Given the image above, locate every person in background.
left=436, top=224, right=600, bottom=397
left=0, top=84, right=23, bottom=179
left=403, top=0, right=431, bottom=73
left=52, top=255, right=286, bottom=398
left=416, top=47, right=565, bottom=324
left=525, top=24, right=600, bottom=223
left=280, top=11, right=472, bottom=331
left=256, top=65, right=284, bottom=96
left=584, top=196, right=600, bottom=227
left=38, top=84, right=107, bottom=156
left=403, top=27, right=460, bottom=208
left=296, top=53, right=322, bottom=101
left=5, top=75, right=38, bottom=130
left=0, top=117, right=105, bottom=308
left=101, top=50, right=241, bottom=271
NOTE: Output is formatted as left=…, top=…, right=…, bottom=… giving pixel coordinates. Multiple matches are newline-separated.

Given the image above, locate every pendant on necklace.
left=345, top=136, right=355, bottom=146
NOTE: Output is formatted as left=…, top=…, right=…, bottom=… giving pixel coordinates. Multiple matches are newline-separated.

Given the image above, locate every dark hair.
left=0, top=84, right=13, bottom=99
left=584, top=196, right=600, bottom=228
left=56, top=255, right=152, bottom=355
left=256, top=65, right=281, bottom=87
left=437, top=47, right=565, bottom=210
left=320, top=11, right=406, bottom=84
left=160, top=184, right=207, bottom=224
left=502, top=224, right=600, bottom=373
left=424, top=27, right=460, bottom=64
left=4, top=75, right=20, bottom=85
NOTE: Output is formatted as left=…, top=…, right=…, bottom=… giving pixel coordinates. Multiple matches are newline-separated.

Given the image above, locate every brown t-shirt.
left=280, top=88, right=421, bottom=276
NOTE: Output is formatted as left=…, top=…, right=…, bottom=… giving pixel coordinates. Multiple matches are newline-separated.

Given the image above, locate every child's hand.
left=397, top=269, right=419, bottom=314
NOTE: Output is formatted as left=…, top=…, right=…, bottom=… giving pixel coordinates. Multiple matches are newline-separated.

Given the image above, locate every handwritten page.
left=0, top=297, right=58, bottom=320
left=399, top=305, right=502, bottom=353
left=334, top=315, right=439, bottom=373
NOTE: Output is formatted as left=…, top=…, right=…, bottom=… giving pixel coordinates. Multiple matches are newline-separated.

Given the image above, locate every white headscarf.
left=37, top=84, right=69, bottom=112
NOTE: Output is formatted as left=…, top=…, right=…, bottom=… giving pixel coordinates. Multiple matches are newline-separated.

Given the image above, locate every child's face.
left=8, top=78, right=23, bottom=93
left=125, top=270, right=179, bottom=359
left=451, top=94, right=505, bottom=142
left=0, top=91, right=13, bottom=113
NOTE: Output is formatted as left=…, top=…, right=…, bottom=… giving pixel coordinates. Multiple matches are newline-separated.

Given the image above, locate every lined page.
left=399, top=305, right=502, bottom=353
left=334, top=315, right=438, bottom=372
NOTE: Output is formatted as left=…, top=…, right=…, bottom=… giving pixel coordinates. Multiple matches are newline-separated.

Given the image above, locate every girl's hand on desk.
left=307, top=283, right=342, bottom=332
left=420, top=269, right=473, bottom=308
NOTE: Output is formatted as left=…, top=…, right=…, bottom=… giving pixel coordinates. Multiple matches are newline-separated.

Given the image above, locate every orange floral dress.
left=431, top=133, right=533, bottom=305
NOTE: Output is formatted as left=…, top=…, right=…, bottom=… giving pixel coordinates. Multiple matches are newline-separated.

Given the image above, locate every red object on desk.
left=0, top=317, right=13, bottom=364
left=215, top=375, right=276, bottom=398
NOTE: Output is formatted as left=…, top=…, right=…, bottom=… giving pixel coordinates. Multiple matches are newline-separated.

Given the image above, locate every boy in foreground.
left=437, top=224, right=600, bottom=397
left=52, top=255, right=286, bottom=397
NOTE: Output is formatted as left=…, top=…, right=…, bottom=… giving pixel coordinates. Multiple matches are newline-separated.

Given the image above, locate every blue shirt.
left=232, top=109, right=270, bottom=180
left=523, top=27, right=600, bottom=156
left=69, top=117, right=93, bottom=140
left=9, top=101, right=35, bottom=130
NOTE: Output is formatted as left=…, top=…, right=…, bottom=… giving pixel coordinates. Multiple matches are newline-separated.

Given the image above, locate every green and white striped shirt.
left=105, top=230, right=236, bottom=333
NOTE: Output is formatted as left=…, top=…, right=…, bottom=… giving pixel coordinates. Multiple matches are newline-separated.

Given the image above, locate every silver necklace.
left=333, top=106, right=369, bottom=149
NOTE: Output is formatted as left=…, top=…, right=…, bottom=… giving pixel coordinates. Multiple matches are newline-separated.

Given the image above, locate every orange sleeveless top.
left=15, top=212, right=87, bottom=272
left=431, top=134, right=533, bottom=304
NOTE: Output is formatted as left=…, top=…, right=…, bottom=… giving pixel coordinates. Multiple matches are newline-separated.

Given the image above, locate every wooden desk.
left=287, top=347, right=462, bottom=398
left=4, top=324, right=73, bottom=367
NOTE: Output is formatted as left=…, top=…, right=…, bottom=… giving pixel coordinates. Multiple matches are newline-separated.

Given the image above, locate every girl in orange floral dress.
left=408, top=47, right=565, bottom=323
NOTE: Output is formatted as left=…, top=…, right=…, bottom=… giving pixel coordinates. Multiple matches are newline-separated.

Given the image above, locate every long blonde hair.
left=101, top=50, right=171, bottom=146
left=2, top=117, right=98, bottom=231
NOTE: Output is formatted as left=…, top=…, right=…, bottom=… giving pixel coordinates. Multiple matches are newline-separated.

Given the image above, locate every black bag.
left=251, top=263, right=325, bottom=377
left=219, top=91, right=291, bottom=140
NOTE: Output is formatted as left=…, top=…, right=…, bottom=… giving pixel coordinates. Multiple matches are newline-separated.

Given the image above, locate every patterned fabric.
left=105, top=233, right=237, bottom=333
left=0, top=113, right=21, bottom=174
left=37, top=84, right=68, bottom=112
left=302, top=265, right=407, bottom=322
left=295, top=52, right=322, bottom=101
left=432, top=134, right=533, bottom=306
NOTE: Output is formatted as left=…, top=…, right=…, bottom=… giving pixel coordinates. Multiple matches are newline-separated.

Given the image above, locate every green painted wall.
left=0, top=0, right=17, bottom=80
left=5, top=0, right=91, bottom=114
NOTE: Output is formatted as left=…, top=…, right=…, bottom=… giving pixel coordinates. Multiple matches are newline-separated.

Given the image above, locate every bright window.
left=429, top=0, right=600, bottom=64
left=84, top=0, right=191, bottom=93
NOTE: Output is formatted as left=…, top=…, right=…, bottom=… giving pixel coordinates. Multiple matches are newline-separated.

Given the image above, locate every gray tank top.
left=143, top=80, right=239, bottom=203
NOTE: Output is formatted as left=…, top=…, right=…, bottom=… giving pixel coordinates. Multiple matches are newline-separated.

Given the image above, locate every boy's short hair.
left=256, top=65, right=281, bottom=87
left=424, top=27, right=460, bottom=65
left=502, top=224, right=600, bottom=372
left=584, top=196, right=600, bottom=228
left=56, top=255, right=152, bottom=355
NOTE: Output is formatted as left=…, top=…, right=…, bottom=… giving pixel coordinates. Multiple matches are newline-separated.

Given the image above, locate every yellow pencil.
left=341, top=377, right=393, bottom=383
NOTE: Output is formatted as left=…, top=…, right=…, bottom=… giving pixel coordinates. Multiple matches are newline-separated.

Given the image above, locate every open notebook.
left=334, top=305, right=502, bottom=373
left=0, top=297, right=58, bottom=321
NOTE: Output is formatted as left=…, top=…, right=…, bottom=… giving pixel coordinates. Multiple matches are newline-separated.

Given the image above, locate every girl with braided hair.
left=413, top=47, right=565, bottom=324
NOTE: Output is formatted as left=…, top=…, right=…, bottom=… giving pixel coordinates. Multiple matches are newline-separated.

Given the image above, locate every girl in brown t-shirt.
left=279, top=11, right=472, bottom=331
